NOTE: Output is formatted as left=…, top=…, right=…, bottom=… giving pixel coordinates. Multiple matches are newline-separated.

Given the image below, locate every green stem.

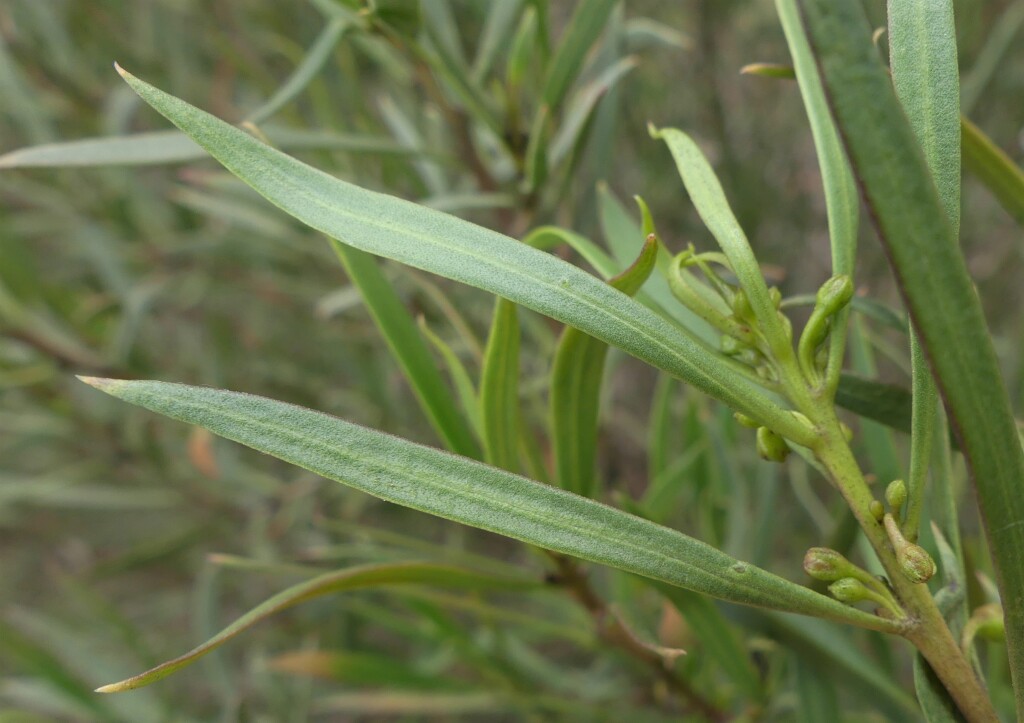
left=811, top=414, right=997, bottom=722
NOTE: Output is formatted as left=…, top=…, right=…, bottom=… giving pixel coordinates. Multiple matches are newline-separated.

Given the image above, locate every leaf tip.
left=76, top=376, right=124, bottom=393
left=94, top=681, right=124, bottom=694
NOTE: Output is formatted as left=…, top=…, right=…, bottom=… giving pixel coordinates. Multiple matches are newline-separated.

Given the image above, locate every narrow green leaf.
left=654, top=583, right=762, bottom=700
left=480, top=299, right=521, bottom=471
left=651, top=126, right=790, bottom=357
left=114, top=66, right=815, bottom=446
left=330, top=241, right=481, bottom=459
left=81, top=377, right=902, bottom=633
left=959, top=2, right=1024, bottom=116
left=776, top=0, right=858, bottom=394
left=521, top=104, right=550, bottom=194
left=471, top=0, right=526, bottom=83
left=551, top=235, right=657, bottom=498
left=961, top=116, right=1024, bottom=226
left=888, top=0, right=958, bottom=546
left=799, top=2, right=1024, bottom=710
left=540, top=0, right=617, bottom=112
left=914, top=653, right=964, bottom=723
left=245, top=18, right=350, bottom=125
left=549, top=55, right=638, bottom=165
left=421, top=0, right=502, bottom=137
left=794, top=655, right=840, bottom=723
left=835, top=372, right=913, bottom=435
left=738, top=610, right=921, bottom=718
left=417, top=318, right=484, bottom=441
left=95, top=561, right=534, bottom=692
left=0, top=128, right=419, bottom=168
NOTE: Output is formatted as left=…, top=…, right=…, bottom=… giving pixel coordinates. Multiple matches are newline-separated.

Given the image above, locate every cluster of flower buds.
left=803, top=547, right=904, bottom=618
left=667, top=247, right=786, bottom=384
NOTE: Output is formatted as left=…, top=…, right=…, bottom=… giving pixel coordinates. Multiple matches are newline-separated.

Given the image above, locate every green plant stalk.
left=810, top=412, right=996, bottom=722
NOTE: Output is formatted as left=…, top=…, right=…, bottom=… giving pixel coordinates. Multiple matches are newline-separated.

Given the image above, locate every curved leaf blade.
left=480, top=299, right=521, bottom=471
left=81, top=377, right=901, bottom=635
left=95, top=561, right=534, bottom=693
left=113, top=65, right=814, bottom=446
left=551, top=235, right=657, bottom=497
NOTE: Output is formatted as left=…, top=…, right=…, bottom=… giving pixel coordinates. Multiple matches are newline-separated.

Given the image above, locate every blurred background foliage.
left=1, top=0, right=1021, bottom=720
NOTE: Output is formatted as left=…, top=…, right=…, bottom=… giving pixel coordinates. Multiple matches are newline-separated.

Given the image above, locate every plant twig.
left=547, top=553, right=728, bottom=722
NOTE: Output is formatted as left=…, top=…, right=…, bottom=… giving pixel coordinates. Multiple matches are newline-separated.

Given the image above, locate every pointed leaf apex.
left=76, top=375, right=121, bottom=392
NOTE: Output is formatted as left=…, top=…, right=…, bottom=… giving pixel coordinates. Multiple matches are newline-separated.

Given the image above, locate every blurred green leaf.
left=794, top=655, right=840, bottom=723
left=246, top=17, right=351, bottom=125
left=540, top=0, right=618, bottom=112
left=961, top=117, right=1024, bottom=226
left=653, top=583, right=762, bottom=700
left=0, top=128, right=419, bottom=168
left=472, top=0, right=526, bottom=83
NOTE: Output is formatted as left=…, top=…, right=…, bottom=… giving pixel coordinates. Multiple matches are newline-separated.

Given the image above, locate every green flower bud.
left=884, top=513, right=936, bottom=584
left=732, top=289, right=754, bottom=322
left=885, top=479, right=907, bottom=515
left=803, top=547, right=855, bottom=582
left=840, top=422, right=854, bottom=442
left=769, top=286, right=783, bottom=309
left=898, top=543, right=937, bottom=584
left=828, top=578, right=870, bottom=604
left=869, top=500, right=885, bottom=522
left=756, top=426, right=790, bottom=463
left=815, top=274, right=855, bottom=316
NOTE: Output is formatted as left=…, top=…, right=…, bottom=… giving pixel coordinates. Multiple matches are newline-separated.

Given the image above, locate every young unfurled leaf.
left=551, top=234, right=657, bottom=498
left=480, top=299, right=521, bottom=471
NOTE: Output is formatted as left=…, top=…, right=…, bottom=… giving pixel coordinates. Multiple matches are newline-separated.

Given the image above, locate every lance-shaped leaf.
left=651, top=126, right=792, bottom=360
left=799, top=1, right=1024, bottom=712
left=775, top=0, right=858, bottom=395
left=95, top=561, right=536, bottom=693
left=113, top=65, right=815, bottom=447
left=551, top=235, right=657, bottom=498
left=81, top=377, right=902, bottom=637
